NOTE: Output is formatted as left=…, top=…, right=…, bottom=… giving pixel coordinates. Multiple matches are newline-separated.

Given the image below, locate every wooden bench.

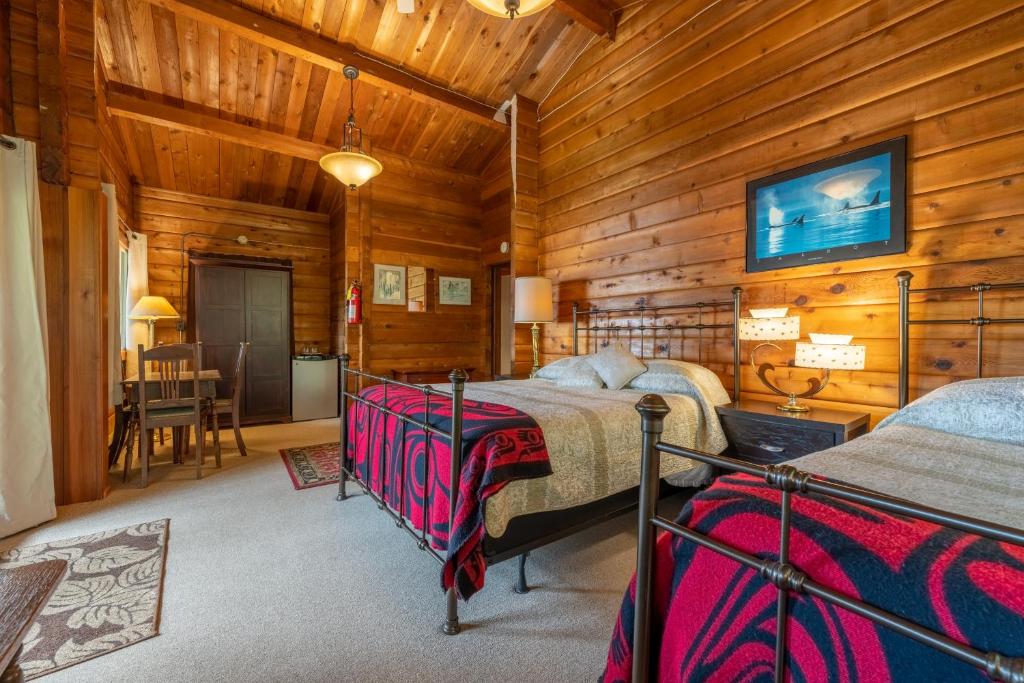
left=1, top=560, right=66, bottom=683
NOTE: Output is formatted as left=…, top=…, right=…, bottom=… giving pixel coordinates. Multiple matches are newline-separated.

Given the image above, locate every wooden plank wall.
left=537, top=0, right=1024, bottom=425
left=342, top=154, right=491, bottom=379
left=135, top=186, right=331, bottom=353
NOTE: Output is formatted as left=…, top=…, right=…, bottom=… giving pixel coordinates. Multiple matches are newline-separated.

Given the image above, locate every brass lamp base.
left=777, top=395, right=811, bottom=413
left=529, top=322, right=540, bottom=379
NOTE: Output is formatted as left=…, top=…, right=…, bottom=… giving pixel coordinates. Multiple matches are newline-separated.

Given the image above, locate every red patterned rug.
left=279, top=442, right=340, bottom=490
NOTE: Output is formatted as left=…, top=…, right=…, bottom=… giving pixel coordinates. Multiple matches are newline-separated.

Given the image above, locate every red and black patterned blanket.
left=347, top=384, right=552, bottom=599
left=604, top=473, right=1024, bottom=682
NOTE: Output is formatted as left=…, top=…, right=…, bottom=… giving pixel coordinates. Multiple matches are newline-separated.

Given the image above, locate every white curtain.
left=124, top=231, right=148, bottom=378
left=0, top=138, right=56, bottom=538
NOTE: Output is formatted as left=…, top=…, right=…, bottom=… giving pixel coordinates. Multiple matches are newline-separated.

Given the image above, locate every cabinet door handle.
left=758, top=443, right=785, bottom=453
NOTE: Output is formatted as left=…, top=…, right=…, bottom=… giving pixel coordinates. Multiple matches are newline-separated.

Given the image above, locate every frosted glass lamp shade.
left=467, top=0, right=555, bottom=17
left=738, top=315, right=800, bottom=341
left=795, top=341, right=866, bottom=370
left=514, top=277, right=554, bottom=323
left=129, top=296, right=179, bottom=320
left=319, top=151, right=383, bottom=190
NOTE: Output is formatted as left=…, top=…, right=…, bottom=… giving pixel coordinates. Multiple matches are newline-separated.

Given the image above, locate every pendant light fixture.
left=320, top=66, right=383, bottom=191
left=466, top=0, right=555, bottom=19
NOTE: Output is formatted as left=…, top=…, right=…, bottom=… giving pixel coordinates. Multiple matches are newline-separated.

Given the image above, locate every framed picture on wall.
left=746, top=136, right=907, bottom=273
left=438, top=276, right=471, bottom=306
left=373, top=264, right=407, bottom=305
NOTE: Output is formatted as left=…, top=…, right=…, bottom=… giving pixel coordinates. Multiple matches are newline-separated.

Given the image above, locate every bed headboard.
left=571, top=287, right=743, bottom=400
left=897, top=270, right=1024, bottom=407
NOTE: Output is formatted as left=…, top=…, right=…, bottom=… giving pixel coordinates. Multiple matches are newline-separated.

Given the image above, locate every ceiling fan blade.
left=397, top=0, right=415, bottom=13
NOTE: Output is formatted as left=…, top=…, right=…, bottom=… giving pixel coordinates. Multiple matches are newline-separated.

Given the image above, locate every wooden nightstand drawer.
left=719, top=414, right=836, bottom=463
left=715, top=400, right=870, bottom=466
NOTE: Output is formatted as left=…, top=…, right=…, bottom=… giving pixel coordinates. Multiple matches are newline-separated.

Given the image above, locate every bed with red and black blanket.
left=605, top=378, right=1024, bottom=681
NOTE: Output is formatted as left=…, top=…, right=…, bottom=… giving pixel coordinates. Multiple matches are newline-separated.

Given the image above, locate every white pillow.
left=586, top=344, right=647, bottom=390
left=555, top=356, right=605, bottom=388
left=627, top=359, right=731, bottom=406
left=535, top=356, right=577, bottom=380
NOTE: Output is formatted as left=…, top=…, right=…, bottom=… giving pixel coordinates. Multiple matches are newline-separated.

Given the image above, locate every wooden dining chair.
left=133, top=342, right=207, bottom=486
left=205, top=342, right=249, bottom=460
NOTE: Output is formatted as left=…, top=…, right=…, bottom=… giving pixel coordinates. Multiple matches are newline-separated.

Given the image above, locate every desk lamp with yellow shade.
left=739, top=308, right=866, bottom=412
left=129, top=295, right=180, bottom=349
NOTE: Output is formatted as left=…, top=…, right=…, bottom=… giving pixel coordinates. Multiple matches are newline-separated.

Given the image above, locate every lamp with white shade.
left=129, top=295, right=180, bottom=349
left=514, top=276, right=554, bottom=378
left=739, top=308, right=866, bottom=412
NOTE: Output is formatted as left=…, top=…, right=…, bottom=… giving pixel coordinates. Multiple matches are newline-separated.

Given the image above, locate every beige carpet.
left=0, top=420, right=681, bottom=682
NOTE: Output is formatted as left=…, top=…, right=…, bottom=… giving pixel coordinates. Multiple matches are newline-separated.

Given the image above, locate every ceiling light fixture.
left=320, top=66, right=383, bottom=191
left=466, top=0, right=555, bottom=19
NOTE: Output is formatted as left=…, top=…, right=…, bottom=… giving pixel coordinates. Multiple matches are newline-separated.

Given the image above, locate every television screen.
left=745, top=137, right=906, bottom=273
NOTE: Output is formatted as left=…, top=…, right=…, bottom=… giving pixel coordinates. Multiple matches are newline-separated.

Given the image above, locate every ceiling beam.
left=554, top=0, right=617, bottom=39
left=107, top=90, right=334, bottom=161
left=142, top=0, right=509, bottom=130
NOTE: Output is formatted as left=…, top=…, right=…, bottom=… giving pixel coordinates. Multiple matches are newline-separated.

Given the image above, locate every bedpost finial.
left=572, top=302, right=578, bottom=312
left=635, top=394, right=671, bottom=422
left=340, top=353, right=351, bottom=366
left=449, top=368, right=468, bottom=385
left=732, top=286, right=743, bottom=296
left=896, top=271, right=913, bottom=285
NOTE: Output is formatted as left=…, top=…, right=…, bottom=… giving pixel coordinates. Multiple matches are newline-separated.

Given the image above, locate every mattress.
left=441, top=379, right=726, bottom=538
left=791, top=423, right=1024, bottom=528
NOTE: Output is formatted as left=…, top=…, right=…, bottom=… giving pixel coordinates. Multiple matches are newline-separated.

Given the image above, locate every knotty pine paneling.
left=537, top=0, right=1024, bottom=425
left=135, top=186, right=331, bottom=354
left=360, top=159, right=491, bottom=379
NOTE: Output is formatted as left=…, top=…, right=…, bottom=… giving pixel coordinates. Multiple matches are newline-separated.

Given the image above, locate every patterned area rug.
left=0, top=520, right=169, bottom=680
left=279, top=442, right=340, bottom=490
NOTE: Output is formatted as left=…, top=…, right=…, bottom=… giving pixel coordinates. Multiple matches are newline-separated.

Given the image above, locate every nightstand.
left=715, top=400, right=870, bottom=465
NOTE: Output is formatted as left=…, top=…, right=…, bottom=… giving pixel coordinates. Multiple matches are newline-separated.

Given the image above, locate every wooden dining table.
left=121, top=369, right=222, bottom=463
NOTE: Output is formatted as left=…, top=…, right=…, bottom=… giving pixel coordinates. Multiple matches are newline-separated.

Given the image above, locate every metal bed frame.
left=629, top=271, right=1024, bottom=682
left=336, top=289, right=743, bottom=635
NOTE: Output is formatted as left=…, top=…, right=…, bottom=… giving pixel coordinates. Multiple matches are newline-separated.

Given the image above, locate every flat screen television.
left=745, top=137, right=907, bottom=273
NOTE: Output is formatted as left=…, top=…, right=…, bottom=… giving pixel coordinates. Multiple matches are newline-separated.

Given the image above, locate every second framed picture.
left=373, top=264, right=407, bottom=305
left=439, top=276, right=471, bottom=306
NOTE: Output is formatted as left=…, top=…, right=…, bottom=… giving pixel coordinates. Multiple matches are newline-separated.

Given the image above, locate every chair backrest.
left=137, top=343, right=203, bottom=420
left=230, top=342, right=249, bottom=405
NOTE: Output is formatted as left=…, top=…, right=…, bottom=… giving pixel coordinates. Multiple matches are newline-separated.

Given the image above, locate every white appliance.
left=292, top=355, right=339, bottom=421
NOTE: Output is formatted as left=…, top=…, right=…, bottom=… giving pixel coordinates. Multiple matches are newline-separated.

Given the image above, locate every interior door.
left=244, top=269, right=291, bottom=420
left=194, top=265, right=246, bottom=402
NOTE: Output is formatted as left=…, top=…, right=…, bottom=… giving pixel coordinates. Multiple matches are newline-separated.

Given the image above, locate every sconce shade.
left=467, top=0, right=555, bottom=18
left=738, top=313, right=800, bottom=341
left=129, top=296, right=179, bottom=320
left=514, top=276, right=554, bottom=323
left=795, top=340, right=866, bottom=370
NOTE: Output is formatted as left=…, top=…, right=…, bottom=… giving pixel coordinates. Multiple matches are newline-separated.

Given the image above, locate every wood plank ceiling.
left=96, top=0, right=620, bottom=212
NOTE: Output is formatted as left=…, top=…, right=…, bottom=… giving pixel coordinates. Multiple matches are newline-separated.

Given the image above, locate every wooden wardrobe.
left=188, top=254, right=293, bottom=423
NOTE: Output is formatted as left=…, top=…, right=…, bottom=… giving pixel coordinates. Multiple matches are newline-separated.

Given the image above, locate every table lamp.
left=739, top=308, right=865, bottom=412
left=514, top=276, right=554, bottom=378
left=129, top=295, right=180, bottom=349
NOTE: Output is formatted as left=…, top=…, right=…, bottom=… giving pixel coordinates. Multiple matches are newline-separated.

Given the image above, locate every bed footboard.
left=336, top=353, right=468, bottom=635
left=629, top=394, right=1024, bottom=683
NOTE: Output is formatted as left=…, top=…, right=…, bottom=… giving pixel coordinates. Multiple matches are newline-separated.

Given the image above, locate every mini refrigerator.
left=291, top=355, right=339, bottom=421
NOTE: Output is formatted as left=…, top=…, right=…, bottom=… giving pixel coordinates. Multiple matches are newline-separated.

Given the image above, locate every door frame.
left=490, top=263, right=512, bottom=379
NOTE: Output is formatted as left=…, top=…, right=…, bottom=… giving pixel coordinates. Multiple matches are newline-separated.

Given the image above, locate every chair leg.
left=123, top=417, right=136, bottom=483
left=232, top=404, right=247, bottom=457
left=211, top=412, right=222, bottom=467
left=141, top=428, right=150, bottom=488
left=195, top=417, right=203, bottom=480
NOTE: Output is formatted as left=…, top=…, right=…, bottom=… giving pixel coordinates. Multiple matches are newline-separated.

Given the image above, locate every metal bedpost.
left=897, top=271, right=913, bottom=408
left=443, top=368, right=468, bottom=636
left=732, top=287, right=743, bottom=401
left=337, top=353, right=351, bottom=501
left=572, top=302, right=579, bottom=356
left=633, top=394, right=671, bottom=683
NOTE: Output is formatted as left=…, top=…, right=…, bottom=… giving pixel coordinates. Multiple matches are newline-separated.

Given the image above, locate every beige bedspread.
left=439, top=379, right=727, bottom=537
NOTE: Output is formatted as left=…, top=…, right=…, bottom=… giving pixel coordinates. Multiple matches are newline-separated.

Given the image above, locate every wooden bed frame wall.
left=628, top=271, right=1024, bottom=682
left=335, top=287, right=743, bottom=635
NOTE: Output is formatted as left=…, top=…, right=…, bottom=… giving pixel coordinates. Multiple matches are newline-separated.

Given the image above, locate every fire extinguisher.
left=346, top=280, right=363, bottom=324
